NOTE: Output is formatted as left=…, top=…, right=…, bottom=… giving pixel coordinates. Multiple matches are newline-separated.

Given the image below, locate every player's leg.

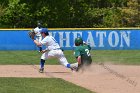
left=39, top=59, right=45, bottom=73
left=47, top=50, right=70, bottom=68
left=53, top=50, right=77, bottom=69
left=47, top=50, right=77, bottom=71
left=59, top=56, right=79, bottom=72
left=39, top=51, right=57, bottom=73
left=39, top=53, right=48, bottom=73
left=58, top=54, right=71, bottom=68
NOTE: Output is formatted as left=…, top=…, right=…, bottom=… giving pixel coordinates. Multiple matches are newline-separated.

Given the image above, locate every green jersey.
left=74, top=44, right=92, bottom=65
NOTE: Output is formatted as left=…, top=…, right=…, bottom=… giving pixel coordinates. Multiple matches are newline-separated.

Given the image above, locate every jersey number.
left=85, top=49, right=91, bottom=56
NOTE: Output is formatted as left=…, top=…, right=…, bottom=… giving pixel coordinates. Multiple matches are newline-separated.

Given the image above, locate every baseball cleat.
left=70, top=67, right=79, bottom=72
left=39, top=68, right=44, bottom=73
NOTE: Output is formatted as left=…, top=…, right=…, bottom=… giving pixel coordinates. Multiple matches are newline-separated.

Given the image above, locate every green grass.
left=0, top=50, right=139, bottom=93
left=0, top=78, right=93, bottom=93
left=0, top=50, right=140, bottom=65
left=0, top=51, right=41, bottom=65
left=93, top=50, right=140, bottom=65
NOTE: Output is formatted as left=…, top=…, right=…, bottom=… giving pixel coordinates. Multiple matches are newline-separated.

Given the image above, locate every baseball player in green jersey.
left=71, top=37, right=92, bottom=71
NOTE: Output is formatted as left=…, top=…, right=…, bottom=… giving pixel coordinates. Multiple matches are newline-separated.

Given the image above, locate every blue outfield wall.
left=0, top=30, right=36, bottom=50
left=0, top=29, right=140, bottom=50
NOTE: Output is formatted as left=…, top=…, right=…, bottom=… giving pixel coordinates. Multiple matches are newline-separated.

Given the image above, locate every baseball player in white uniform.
left=32, top=28, right=76, bottom=73
left=33, top=22, right=42, bottom=51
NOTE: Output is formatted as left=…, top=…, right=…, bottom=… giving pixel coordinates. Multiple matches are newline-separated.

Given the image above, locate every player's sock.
left=39, top=47, right=42, bottom=51
left=40, top=59, right=45, bottom=68
left=66, top=64, right=71, bottom=68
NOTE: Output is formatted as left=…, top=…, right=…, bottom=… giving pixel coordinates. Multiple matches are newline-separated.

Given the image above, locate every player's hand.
left=40, top=50, right=48, bottom=53
left=28, top=30, right=35, bottom=40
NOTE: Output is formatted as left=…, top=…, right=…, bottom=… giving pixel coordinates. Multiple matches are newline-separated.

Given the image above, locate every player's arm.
left=74, top=49, right=81, bottom=65
left=33, top=40, right=48, bottom=53
left=33, top=40, right=42, bottom=46
left=88, top=45, right=91, bottom=50
left=33, top=37, right=47, bottom=47
left=76, top=56, right=81, bottom=65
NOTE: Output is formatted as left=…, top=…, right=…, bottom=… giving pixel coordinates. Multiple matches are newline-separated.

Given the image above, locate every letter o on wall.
left=108, top=31, right=119, bottom=47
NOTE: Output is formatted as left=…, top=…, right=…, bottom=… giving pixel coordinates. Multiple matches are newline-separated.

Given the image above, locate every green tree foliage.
left=121, top=0, right=140, bottom=27
left=0, top=3, right=4, bottom=17
left=0, top=0, right=139, bottom=28
left=0, top=0, right=30, bottom=28
left=0, top=2, right=7, bottom=27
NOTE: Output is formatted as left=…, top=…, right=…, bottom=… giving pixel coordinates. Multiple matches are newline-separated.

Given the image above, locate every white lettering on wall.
left=108, top=31, right=119, bottom=47
left=59, top=32, right=70, bottom=47
left=96, top=31, right=106, bottom=47
left=86, top=32, right=96, bottom=47
left=51, top=32, right=57, bottom=37
left=51, top=30, right=131, bottom=49
left=120, top=31, right=131, bottom=47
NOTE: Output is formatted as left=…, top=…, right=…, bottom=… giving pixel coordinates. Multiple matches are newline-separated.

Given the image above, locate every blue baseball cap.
left=40, top=28, right=48, bottom=33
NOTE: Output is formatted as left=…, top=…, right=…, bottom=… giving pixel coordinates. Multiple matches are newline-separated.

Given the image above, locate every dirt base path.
left=0, top=64, right=140, bottom=93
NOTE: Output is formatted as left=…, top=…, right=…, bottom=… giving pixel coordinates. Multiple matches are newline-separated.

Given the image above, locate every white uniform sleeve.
left=40, top=39, right=47, bottom=45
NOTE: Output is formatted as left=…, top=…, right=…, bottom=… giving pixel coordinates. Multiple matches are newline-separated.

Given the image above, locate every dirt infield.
left=0, top=64, right=140, bottom=93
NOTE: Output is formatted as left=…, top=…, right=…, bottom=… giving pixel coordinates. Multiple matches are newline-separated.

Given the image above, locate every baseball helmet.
left=40, top=28, right=49, bottom=35
left=75, top=37, right=83, bottom=46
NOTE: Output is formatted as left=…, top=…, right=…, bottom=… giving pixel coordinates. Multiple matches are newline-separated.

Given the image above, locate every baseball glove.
left=28, top=30, right=35, bottom=40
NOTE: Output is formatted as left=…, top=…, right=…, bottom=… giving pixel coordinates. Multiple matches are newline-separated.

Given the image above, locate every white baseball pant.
left=41, top=49, right=69, bottom=67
